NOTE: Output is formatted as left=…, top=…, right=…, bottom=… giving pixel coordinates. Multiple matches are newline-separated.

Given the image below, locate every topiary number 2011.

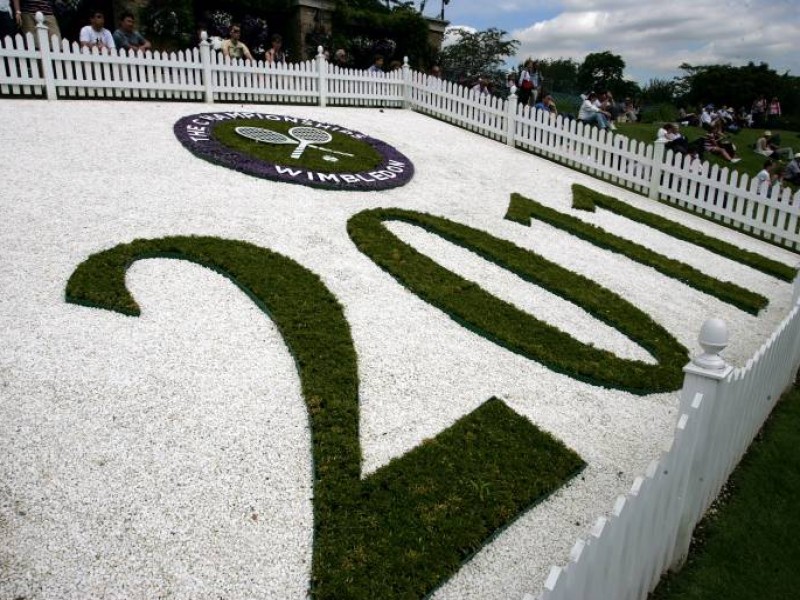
left=65, top=235, right=584, bottom=600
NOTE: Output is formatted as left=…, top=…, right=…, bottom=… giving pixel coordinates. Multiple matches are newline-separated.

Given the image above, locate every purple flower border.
left=174, top=113, right=415, bottom=192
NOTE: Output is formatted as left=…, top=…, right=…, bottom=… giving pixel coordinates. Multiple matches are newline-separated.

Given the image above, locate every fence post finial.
left=692, top=318, right=729, bottom=371
left=672, top=316, right=733, bottom=570
left=34, top=11, right=57, bottom=101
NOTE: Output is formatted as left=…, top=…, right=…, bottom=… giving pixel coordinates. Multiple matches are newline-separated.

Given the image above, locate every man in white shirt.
left=578, top=92, right=611, bottom=130
left=79, top=10, right=115, bottom=52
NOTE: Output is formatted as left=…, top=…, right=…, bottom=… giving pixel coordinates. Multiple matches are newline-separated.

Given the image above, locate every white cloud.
left=507, top=0, right=800, bottom=82
left=442, top=25, right=477, bottom=48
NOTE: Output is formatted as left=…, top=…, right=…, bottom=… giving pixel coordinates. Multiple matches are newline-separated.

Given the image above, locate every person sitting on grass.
left=783, top=153, right=800, bottom=186
left=702, top=127, right=740, bottom=163
left=756, top=131, right=794, bottom=161
left=534, top=93, right=558, bottom=116
left=578, top=92, right=611, bottom=130
left=657, top=123, right=689, bottom=155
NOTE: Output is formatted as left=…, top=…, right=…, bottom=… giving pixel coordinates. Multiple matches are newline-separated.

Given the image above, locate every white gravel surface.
left=1, top=99, right=797, bottom=600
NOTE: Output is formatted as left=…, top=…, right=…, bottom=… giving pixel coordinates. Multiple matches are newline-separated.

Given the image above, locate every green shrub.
left=639, top=102, right=679, bottom=124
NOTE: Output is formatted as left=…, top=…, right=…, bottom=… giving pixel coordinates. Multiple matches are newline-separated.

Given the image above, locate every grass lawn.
left=614, top=121, right=800, bottom=189
left=649, top=380, right=800, bottom=600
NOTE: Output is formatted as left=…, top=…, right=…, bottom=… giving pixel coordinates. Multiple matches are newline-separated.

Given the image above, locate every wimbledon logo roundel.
left=174, top=112, right=414, bottom=191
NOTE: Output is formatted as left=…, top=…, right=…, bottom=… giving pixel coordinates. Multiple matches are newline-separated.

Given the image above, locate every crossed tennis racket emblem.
left=235, top=126, right=355, bottom=160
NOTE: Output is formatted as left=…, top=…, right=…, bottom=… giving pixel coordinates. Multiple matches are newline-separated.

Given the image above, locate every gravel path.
left=0, top=100, right=796, bottom=599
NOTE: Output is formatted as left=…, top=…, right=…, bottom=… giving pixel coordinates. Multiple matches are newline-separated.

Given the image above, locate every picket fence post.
left=671, top=318, right=733, bottom=570
left=402, top=56, right=411, bottom=110
left=199, top=32, right=213, bottom=104
left=505, top=93, right=517, bottom=147
left=35, top=12, right=56, bottom=100
left=316, top=45, right=327, bottom=107
left=648, top=139, right=666, bottom=200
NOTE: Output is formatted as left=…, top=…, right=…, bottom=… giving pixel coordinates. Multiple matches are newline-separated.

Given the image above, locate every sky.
left=422, top=0, right=800, bottom=85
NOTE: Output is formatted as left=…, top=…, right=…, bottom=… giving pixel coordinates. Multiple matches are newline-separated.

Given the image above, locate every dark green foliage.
left=640, top=78, right=677, bottom=105
left=140, top=0, right=195, bottom=47
left=537, top=58, right=580, bottom=95
left=571, top=184, right=797, bottom=282
left=348, top=208, right=688, bottom=394
left=676, top=62, right=800, bottom=124
left=66, top=236, right=583, bottom=600
left=212, top=118, right=383, bottom=173
left=577, top=50, right=640, bottom=98
left=651, top=385, right=800, bottom=600
left=506, top=193, right=768, bottom=314
left=638, top=102, right=679, bottom=124
left=438, top=28, right=520, bottom=90
left=332, top=2, right=432, bottom=68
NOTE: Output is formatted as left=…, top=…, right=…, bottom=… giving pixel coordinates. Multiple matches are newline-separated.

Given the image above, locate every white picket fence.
left=529, top=279, right=800, bottom=600
left=1, top=15, right=799, bottom=248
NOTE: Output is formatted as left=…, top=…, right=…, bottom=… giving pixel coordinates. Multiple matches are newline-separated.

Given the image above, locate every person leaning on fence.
left=221, top=23, right=252, bottom=62
left=333, top=48, right=348, bottom=69
left=578, top=92, right=611, bottom=130
left=13, top=0, right=60, bottom=42
left=265, top=34, right=285, bottom=65
left=79, top=9, right=114, bottom=52
left=113, top=11, right=150, bottom=54
left=367, top=54, right=384, bottom=73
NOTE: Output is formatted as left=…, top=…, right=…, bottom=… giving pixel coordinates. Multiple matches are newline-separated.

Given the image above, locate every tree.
left=640, top=78, right=676, bottom=105
left=331, top=0, right=433, bottom=67
left=537, top=58, right=579, bottom=94
left=438, top=27, right=519, bottom=91
left=577, top=50, right=638, bottom=98
left=675, top=62, right=800, bottom=115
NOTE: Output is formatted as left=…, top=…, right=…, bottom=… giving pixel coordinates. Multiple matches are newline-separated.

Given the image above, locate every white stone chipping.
left=0, top=100, right=797, bottom=600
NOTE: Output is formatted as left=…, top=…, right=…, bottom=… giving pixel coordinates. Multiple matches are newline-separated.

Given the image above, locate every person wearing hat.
left=755, top=131, right=779, bottom=158
left=783, top=153, right=800, bottom=186
left=757, top=130, right=794, bottom=161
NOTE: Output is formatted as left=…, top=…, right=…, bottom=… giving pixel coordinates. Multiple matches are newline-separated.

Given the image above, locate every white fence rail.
left=1, top=15, right=798, bottom=248
left=534, top=284, right=800, bottom=600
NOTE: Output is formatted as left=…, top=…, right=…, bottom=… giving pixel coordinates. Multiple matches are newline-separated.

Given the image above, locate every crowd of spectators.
left=1, top=2, right=153, bottom=54
left=660, top=94, right=796, bottom=191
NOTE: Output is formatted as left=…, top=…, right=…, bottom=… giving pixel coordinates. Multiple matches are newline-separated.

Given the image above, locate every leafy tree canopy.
left=536, top=58, right=580, bottom=94
left=577, top=50, right=639, bottom=98
left=332, top=0, right=432, bottom=67
left=641, top=78, right=677, bottom=105
left=439, top=27, right=520, bottom=91
left=675, top=61, right=800, bottom=113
